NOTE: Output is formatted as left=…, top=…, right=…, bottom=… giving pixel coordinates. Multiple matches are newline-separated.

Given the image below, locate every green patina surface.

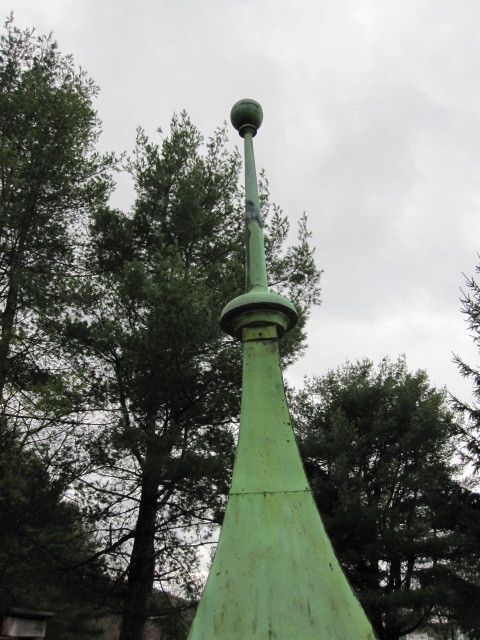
left=187, top=100, right=375, bottom=639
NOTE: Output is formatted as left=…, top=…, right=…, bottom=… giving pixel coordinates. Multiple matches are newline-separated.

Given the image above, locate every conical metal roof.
left=187, top=100, right=376, bottom=640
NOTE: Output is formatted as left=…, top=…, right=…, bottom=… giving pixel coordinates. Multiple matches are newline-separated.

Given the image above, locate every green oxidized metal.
left=187, top=99, right=376, bottom=639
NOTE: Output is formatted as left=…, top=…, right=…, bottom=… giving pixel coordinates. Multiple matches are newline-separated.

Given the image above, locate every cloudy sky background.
left=5, top=0, right=480, bottom=402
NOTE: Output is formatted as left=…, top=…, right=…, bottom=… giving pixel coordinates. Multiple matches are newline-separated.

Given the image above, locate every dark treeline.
left=292, top=357, right=480, bottom=640
left=0, top=16, right=479, bottom=640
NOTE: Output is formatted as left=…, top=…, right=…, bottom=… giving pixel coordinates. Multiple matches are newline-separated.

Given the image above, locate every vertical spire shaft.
left=243, top=129, right=268, bottom=291
left=187, top=100, right=376, bottom=640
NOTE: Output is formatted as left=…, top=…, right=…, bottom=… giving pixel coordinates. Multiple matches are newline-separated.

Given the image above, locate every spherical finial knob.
left=230, top=99, right=263, bottom=137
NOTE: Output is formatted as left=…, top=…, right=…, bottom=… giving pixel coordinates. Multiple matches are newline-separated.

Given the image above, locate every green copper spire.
left=187, top=100, right=375, bottom=640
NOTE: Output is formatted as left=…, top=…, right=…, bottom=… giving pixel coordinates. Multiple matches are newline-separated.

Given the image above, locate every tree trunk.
left=0, top=199, right=35, bottom=405
left=0, top=265, right=19, bottom=403
left=362, top=560, right=384, bottom=639
left=369, top=609, right=384, bottom=640
left=119, top=467, right=159, bottom=640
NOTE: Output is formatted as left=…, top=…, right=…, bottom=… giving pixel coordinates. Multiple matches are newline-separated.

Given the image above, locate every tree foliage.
left=0, top=17, right=312, bottom=639
left=57, top=112, right=321, bottom=639
left=0, top=14, right=114, bottom=466
left=0, top=16, right=115, bottom=638
left=292, top=357, right=480, bottom=640
left=454, top=263, right=480, bottom=470
left=0, top=428, right=111, bottom=640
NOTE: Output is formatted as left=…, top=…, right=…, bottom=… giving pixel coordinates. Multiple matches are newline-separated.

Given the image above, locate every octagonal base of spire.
left=220, top=288, right=298, bottom=339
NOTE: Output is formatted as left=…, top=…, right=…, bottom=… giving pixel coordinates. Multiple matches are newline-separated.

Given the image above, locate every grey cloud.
left=7, top=0, right=480, bottom=402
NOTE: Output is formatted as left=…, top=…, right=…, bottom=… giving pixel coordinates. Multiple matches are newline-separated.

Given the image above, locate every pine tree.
left=292, top=357, right=479, bottom=640
left=454, top=264, right=480, bottom=468
left=0, top=15, right=114, bottom=428
left=59, top=116, right=322, bottom=640
left=0, top=428, right=111, bottom=640
left=0, top=17, right=116, bottom=636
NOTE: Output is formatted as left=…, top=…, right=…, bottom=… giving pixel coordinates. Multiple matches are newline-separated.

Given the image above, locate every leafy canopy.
left=292, top=357, right=478, bottom=640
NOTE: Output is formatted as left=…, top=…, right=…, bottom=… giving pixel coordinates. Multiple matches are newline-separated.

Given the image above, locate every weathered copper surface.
left=187, top=100, right=375, bottom=639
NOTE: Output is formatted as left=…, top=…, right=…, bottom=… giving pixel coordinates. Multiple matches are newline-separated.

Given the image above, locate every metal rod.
left=243, top=130, right=268, bottom=291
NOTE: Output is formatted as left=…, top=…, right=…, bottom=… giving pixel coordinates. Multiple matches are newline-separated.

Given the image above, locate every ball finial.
left=230, top=99, right=263, bottom=137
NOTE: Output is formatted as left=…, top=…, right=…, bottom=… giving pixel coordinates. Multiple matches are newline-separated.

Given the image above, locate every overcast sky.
left=5, top=0, right=480, bottom=402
